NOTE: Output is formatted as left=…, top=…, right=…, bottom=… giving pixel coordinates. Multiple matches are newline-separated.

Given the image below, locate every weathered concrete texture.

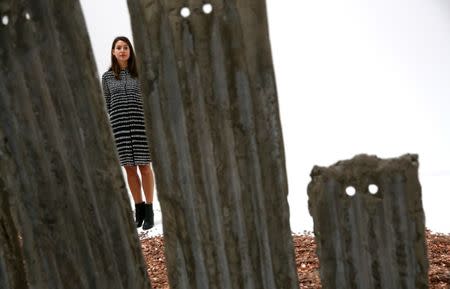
left=127, top=0, right=298, bottom=288
left=0, top=1, right=150, bottom=288
left=308, top=154, right=429, bottom=289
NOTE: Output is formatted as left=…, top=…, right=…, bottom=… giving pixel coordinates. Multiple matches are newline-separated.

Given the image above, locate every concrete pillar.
left=0, top=1, right=150, bottom=288
left=127, top=0, right=298, bottom=288
left=308, top=154, right=428, bottom=289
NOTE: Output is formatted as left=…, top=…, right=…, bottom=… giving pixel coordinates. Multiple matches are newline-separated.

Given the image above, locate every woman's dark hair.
left=109, top=36, right=138, bottom=79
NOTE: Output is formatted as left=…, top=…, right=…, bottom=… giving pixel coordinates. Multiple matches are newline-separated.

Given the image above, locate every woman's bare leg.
left=139, top=164, right=154, bottom=203
left=124, top=166, right=143, bottom=203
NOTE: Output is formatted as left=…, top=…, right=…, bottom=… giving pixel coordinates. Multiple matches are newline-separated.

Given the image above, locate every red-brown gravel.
left=141, top=230, right=450, bottom=289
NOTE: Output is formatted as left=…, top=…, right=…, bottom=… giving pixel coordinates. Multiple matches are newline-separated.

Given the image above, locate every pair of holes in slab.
left=345, top=184, right=379, bottom=197
left=2, top=12, right=31, bottom=25
left=180, top=3, right=213, bottom=18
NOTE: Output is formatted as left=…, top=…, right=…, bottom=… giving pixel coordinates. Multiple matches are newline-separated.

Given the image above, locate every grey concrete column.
left=127, top=0, right=298, bottom=288
left=0, top=1, right=150, bottom=288
left=308, top=154, right=429, bottom=289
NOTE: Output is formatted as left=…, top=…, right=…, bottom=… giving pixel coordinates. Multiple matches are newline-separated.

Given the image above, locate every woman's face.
left=112, top=40, right=130, bottom=64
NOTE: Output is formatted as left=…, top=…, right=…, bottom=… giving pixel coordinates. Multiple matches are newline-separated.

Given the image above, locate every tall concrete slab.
left=0, top=1, right=150, bottom=288
left=308, top=154, right=429, bottom=289
left=127, top=0, right=298, bottom=288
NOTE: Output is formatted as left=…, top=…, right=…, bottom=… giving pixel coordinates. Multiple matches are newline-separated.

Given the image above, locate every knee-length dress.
left=102, top=68, right=151, bottom=166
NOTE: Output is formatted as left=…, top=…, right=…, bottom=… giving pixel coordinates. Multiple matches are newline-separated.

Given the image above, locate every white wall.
left=80, top=0, right=133, bottom=75
left=266, top=0, right=450, bottom=232
left=80, top=0, right=450, bottom=233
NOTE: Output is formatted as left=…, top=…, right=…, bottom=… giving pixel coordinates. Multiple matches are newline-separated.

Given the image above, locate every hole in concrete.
left=368, top=184, right=378, bottom=194
left=345, top=186, right=356, bottom=197
left=202, top=3, right=213, bottom=14
left=180, top=7, right=191, bottom=18
left=2, top=15, right=9, bottom=25
left=24, top=12, right=31, bottom=20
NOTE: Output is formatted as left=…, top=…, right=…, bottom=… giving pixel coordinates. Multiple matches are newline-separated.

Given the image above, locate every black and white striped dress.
left=102, top=68, right=151, bottom=166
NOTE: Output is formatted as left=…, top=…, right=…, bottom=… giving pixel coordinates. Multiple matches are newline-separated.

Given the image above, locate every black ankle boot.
left=142, top=203, right=154, bottom=230
left=135, top=202, right=146, bottom=228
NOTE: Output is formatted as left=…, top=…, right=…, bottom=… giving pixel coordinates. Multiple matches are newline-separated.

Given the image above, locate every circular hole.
left=202, top=3, right=213, bottom=14
left=345, top=186, right=356, bottom=197
left=24, top=12, right=31, bottom=20
left=2, top=15, right=9, bottom=26
left=180, top=7, right=191, bottom=18
left=368, top=184, right=379, bottom=194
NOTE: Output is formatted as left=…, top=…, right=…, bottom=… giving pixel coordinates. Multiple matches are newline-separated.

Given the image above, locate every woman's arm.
left=101, top=75, right=111, bottom=114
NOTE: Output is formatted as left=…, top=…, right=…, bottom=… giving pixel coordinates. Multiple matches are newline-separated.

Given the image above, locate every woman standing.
left=102, top=36, right=154, bottom=230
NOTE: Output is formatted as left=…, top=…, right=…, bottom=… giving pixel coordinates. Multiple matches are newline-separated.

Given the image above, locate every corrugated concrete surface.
left=308, top=154, right=429, bottom=289
left=0, top=1, right=150, bottom=288
left=127, top=0, right=298, bottom=288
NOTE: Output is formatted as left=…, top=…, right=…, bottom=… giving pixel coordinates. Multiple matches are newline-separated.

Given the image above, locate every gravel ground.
left=140, top=230, right=450, bottom=289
